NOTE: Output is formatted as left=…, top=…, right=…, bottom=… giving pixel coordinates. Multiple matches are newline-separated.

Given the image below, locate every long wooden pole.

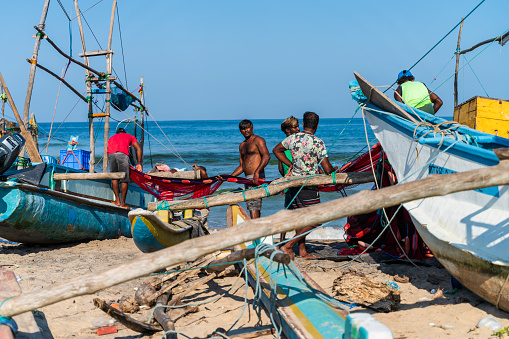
left=150, top=172, right=375, bottom=211
left=1, top=160, right=508, bottom=318
left=139, top=77, right=144, bottom=165
left=103, top=0, right=117, bottom=173
left=454, top=19, right=464, bottom=108
left=74, top=0, right=95, bottom=173
left=19, top=0, right=50, bottom=160
left=53, top=172, right=125, bottom=180
left=0, top=72, right=42, bottom=163
left=23, top=0, right=50, bottom=127
left=1, top=84, right=5, bottom=131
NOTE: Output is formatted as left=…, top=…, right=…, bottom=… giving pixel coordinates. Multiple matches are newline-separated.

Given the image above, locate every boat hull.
left=361, top=86, right=509, bottom=311
left=0, top=182, right=131, bottom=244
left=129, top=209, right=192, bottom=253
left=412, top=215, right=509, bottom=311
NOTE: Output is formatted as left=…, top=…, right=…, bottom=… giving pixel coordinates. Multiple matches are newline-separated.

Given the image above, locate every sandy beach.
left=1, top=237, right=507, bottom=339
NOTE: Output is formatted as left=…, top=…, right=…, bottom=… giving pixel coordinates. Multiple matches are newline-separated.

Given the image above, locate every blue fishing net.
left=111, top=86, right=134, bottom=112
left=349, top=80, right=368, bottom=104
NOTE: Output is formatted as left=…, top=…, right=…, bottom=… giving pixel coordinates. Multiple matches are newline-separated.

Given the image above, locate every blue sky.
left=1, top=0, right=508, bottom=123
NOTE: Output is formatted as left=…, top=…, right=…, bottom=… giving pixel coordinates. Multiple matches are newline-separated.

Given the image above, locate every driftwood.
left=148, top=171, right=375, bottom=211
left=206, top=325, right=275, bottom=339
left=332, top=270, right=401, bottom=312
left=206, top=248, right=290, bottom=273
left=53, top=172, right=126, bottom=180
left=93, top=298, right=160, bottom=333
left=151, top=252, right=220, bottom=290
left=154, top=292, right=175, bottom=339
left=1, top=160, right=509, bottom=318
left=147, top=255, right=218, bottom=303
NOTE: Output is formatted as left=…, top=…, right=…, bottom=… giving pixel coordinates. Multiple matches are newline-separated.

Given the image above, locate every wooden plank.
left=354, top=72, right=420, bottom=124
left=0, top=269, right=42, bottom=338
left=53, top=172, right=125, bottom=180
left=0, top=72, right=42, bottom=163
left=147, top=169, right=201, bottom=179
left=1, top=160, right=509, bottom=318
left=79, top=50, right=113, bottom=57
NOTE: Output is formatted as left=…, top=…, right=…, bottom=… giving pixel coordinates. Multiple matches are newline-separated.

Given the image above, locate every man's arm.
left=231, top=144, right=244, bottom=176
left=394, top=86, right=403, bottom=103
left=252, top=136, right=270, bottom=185
left=429, top=91, right=443, bottom=113
left=132, top=141, right=143, bottom=172
left=320, top=156, right=338, bottom=174
left=278, top=161, right=284, bottom=176
left=273, top=142, right=292, bottom=173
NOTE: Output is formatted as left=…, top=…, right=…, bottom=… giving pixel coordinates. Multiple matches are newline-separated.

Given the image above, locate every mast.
left=1, top=84, right=5, bottom=132
left=139, top=76, right=144, bottom=165
left=103, top=0, right=117, bottom=173
left=21, top=0, right=50, bottom=158
left=454, top=19, right=464, bottom=108
left=74, top=0, right=95, bottom=173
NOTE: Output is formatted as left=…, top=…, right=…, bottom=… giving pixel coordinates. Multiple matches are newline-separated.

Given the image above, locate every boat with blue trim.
left=353, top=72, right=509, bottom=312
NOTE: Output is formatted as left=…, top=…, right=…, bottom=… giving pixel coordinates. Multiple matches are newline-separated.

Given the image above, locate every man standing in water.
left=107, top=128, right=142, bottom=209
left=273, top=112, right=337, bottom=259
left=231, top=119, right=270, bottom=219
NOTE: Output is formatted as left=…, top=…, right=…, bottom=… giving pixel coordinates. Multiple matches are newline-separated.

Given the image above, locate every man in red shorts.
left=107, top=128, right=142, bottom=208
left=273, top=112, right=337, bottom=259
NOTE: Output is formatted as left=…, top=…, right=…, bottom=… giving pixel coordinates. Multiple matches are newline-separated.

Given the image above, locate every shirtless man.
left=231, top=119, right=270, bottom=219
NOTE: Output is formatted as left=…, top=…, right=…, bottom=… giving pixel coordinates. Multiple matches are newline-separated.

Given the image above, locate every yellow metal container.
left=454, top=96, right=509, bottom=138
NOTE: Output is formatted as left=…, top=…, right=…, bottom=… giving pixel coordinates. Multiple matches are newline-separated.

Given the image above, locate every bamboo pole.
left=0, top=72, right=42, bottom=163
left=149, top=172, right=375, bottom=211
left=454, top=19, right=464, bottom=108
left=74, top=0, right=95, bottom=173
left=0, top=161, right=508, bottom=317
left=23, top=0, right=50, bottom=128
left=139, top=77, right=144, bottom=165
left=53, top=172, right=125, bottom=180
left=103, top=0, right=117, bottom=173
left=19, top=0, right=50, bottom=160
left=1, top=84, right=5, bottom=131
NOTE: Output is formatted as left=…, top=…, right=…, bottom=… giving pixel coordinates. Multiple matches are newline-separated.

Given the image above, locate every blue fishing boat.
left=227, top=204, right=393, bottom=339
left=353, top=72, right=509, bottom=312
left=0, top=161, right=156, bottom=244
left=128, top=208, right=207, bottom=253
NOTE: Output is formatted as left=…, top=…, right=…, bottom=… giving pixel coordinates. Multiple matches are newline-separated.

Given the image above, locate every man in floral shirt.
left=273, top=112, right=337, bottom=259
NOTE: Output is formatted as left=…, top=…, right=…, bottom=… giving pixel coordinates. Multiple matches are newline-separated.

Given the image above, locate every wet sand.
left=1, top=237, right=507, bottom=338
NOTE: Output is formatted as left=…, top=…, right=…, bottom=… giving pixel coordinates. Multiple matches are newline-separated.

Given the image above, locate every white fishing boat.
left=353, top=72, right=509, bottom=312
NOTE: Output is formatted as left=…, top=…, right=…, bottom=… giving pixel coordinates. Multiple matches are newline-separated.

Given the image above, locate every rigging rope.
left=382, top=0, right=486, bottom=94
left=116, top=4, right=129, bottom=89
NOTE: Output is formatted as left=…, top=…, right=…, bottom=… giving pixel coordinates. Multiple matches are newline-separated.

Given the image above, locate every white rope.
left=119, top=109, right=191, bottom=169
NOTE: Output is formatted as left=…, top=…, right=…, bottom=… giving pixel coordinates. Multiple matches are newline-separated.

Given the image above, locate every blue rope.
left=0, top=297, right=17, bottom=334
left=462, top=54, right=489, bottom=97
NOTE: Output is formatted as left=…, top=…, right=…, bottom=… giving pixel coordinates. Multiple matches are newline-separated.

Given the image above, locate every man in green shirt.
left=278, top=116, right=300, bottom=241
left=394, top=70, right=443, bottom=114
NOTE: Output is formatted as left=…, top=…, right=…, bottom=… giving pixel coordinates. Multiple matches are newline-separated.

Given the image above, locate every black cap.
left=116, top=128, right=126, bottom=134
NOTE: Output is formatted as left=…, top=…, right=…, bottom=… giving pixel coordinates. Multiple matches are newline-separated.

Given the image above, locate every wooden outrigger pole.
left=149, top=171, right=376, bottom=211
left=454, top=24, right=509, bottom=107
left=0, top=156, right=508, bottom=318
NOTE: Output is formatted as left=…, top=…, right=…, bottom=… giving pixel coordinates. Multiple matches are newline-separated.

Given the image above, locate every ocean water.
left=37, top=118, right=376, bottom=230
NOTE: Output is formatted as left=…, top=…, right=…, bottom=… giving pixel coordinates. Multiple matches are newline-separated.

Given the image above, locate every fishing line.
left=382, top=0, right=486, bottom=93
